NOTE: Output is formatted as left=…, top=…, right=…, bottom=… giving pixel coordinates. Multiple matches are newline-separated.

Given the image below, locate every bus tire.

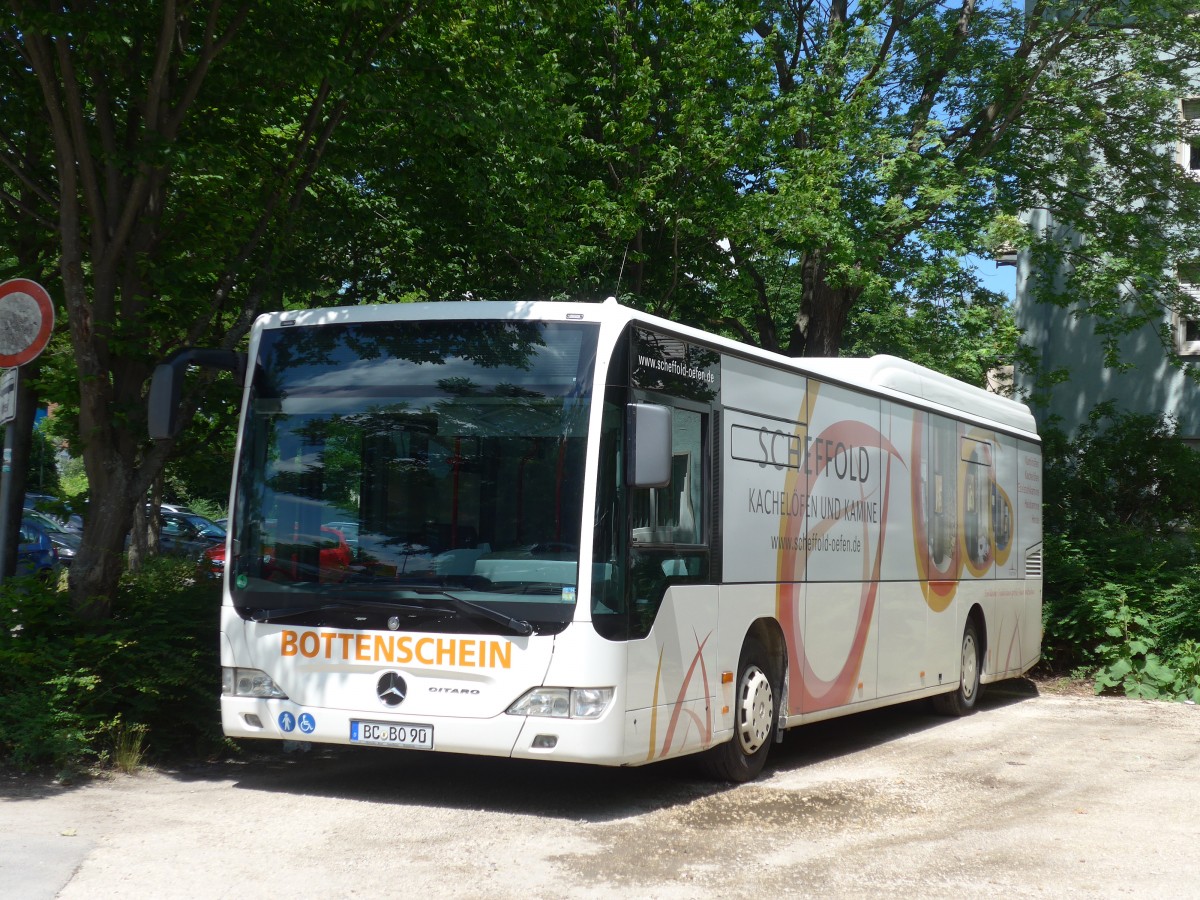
left=701, top=638, right=777, bottom=782
left=933, top=618, right=982, bottom=717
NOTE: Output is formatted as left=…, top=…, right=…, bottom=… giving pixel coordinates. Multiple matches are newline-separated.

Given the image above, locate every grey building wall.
left=1014, top=206, right=1200, bottom=440
left=1014, top=89, right=1200, bottom=441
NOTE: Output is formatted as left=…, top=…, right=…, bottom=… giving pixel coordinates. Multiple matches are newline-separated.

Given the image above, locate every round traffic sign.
left=0, top=278, right=55, bottom=368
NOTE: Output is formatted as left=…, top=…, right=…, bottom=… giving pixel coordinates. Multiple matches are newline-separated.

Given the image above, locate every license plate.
left=349, top=720, right=434, bottom=750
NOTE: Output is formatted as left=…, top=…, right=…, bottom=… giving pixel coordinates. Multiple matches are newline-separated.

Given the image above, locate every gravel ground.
left=3, top=681, right=1198, bottom=899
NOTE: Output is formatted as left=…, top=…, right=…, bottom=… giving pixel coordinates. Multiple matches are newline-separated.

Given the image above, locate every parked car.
left=18, top=518, right=61, bottom=582
left=53, top=512, right=84, bottom=535
left=23, top=509, right=81, bottom=567
left=23, top=494, right=84, bottom=535
left=129, top=510, right=225, bottom=559
left=157, top=511, right=225, bottom=557
left=168, top=511, right=224, bottom=540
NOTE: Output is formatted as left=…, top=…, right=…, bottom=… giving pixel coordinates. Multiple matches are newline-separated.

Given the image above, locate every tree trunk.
left=786, top=254, right=862, bottom=358
left=128, top=501, right=147, bottom=574
left=67, top=425, right=179, bottom=618
left=148, top=473, right=163, bottom=555
left=128, top=475, right=165, bottom=573
left=68, top=470, right=135, bottom=620
left=14, top=4, right=421, bottom=618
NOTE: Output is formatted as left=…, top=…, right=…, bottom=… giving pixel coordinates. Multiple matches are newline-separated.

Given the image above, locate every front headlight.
left=507, top=687, right=614, bottom=719
left=222, top=667, right=288, bottom=699
left=570, top=687, right=614, bottom=718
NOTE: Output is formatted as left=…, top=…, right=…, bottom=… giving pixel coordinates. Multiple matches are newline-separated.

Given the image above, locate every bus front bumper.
left=221, top=696, right=638, bottom=766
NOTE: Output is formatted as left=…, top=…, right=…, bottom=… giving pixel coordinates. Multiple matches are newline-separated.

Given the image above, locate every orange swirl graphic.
left=647, top=631, right=715, bottom=760
left=775, top=414, right=905, bottom=715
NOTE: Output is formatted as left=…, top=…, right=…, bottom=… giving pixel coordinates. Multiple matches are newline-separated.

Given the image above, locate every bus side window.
left=632, top=409, right=703, bottom=545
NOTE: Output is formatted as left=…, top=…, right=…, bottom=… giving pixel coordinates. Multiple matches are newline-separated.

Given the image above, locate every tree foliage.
left=3, top=1, right=422, bottom=613
left=4, top=1, right=1200, bottom=613
left=0, top=558, right=223, bottom=771
left=1017, top=4, right=1200, bottom=376
left=1041, top=406, right=1200, bottom=701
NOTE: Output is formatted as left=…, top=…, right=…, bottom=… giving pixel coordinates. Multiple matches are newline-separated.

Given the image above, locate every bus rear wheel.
left=933, top=618, right=982, bottom=716
left=701, top=638, right=777, bottom=782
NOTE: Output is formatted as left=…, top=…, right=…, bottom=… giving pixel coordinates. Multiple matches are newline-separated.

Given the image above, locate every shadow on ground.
left=79, top=678, right=1041, bottom=823
left=0, top=679, right=1041, bottom=821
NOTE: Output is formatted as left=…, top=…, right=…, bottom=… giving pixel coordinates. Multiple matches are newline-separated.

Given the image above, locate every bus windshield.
left=229, top=318, right=598, bottom=634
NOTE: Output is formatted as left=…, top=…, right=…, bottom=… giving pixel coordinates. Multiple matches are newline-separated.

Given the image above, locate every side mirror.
left=627, top=403, right=672, bottom=488
left=147, top=362, right=183, bottom=441
left=148, top=348, right=246, bottom=440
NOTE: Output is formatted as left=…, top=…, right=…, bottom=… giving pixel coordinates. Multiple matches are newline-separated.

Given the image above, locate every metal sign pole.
left=0, top=367, right=20, bottom=584
left=0, top=280, right=55, bottom=586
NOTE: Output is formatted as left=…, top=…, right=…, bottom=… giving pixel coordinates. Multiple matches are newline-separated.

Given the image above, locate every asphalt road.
left=3, top=681, right=1198, bottom=899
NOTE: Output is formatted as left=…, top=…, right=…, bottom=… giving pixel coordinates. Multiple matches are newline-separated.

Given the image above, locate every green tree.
left=1041, top=406, right=1200, bottom=701
left=2, top=2, right=422, bottom=615
left=8, top=0, right=1199, bottom=619
left=714, top=1, right=1200, bottom=358
left=1016, top=6, right=1200, bottom=375
left=556, top=0, right=763, bottom=313
left=524, top=1, right=1197, bottom=368
left=841, top=262, right=1019, bottom=387
left=24, top=424, right=61, bottom=498
left=326, top=0, right=761, bottom=314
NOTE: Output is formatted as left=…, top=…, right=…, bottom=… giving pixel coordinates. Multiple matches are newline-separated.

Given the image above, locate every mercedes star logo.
left=376, top=671, right=408, bottom=708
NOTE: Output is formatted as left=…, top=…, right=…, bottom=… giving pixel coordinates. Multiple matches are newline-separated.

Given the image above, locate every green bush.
left=0, top=558, right=225, bottom=773
left=1042, top=404, right=1200, bottom=702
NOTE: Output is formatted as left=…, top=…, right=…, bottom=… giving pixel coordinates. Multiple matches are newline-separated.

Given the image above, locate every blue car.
left=23, top=510, right=80, bottom=567
left=18, top=518, right=61, bottom=582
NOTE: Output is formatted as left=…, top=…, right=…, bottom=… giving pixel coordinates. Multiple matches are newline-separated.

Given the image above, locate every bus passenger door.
left=624, top=403, right=720, bottom=758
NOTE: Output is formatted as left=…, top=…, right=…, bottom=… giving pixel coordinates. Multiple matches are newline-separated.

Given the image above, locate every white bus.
left=150, top=299, right=1042, bottom=781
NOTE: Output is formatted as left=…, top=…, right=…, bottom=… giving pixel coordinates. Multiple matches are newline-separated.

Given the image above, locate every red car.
left=201, top=525, right=352, bottom=582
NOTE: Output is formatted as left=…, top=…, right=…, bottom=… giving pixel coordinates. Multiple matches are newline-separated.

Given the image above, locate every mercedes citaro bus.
left=149, top=298, right=1041, bottom=781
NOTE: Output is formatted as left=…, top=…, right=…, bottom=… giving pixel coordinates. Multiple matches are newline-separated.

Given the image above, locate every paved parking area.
left=4, top=683, right=1198, bottom=899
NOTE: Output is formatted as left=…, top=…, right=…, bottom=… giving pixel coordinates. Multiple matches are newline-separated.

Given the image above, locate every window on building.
left=1183, top=99, right=1200, bottom=173
left=1176, top=263, right=1200, bottom=356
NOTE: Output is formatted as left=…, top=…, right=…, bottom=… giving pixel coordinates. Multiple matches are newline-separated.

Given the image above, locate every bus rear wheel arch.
left=701, top=634, right=782, bottom=782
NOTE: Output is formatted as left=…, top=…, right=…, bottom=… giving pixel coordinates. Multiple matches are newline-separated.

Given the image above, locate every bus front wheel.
left=933, top=618, right=982, bottom=716
left=701, top=638, right=777, bottom=782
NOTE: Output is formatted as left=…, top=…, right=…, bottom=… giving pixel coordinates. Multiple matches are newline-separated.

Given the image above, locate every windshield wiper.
left=404, top=588, right=535, bottom=636
left=246, top=600, right=453, bottom=624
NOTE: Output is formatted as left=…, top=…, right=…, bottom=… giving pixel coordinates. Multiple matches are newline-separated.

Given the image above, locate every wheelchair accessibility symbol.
left=298, top=713, right=316, bottom=735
